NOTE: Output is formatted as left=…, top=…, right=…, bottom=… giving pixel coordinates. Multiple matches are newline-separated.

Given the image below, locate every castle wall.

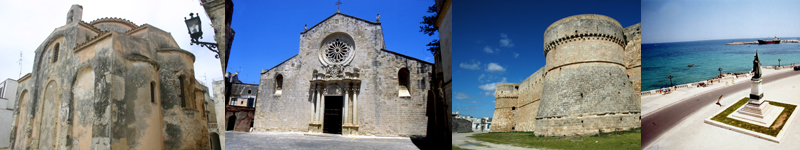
left=490, top=15, right=641, bottom=136
left=623, top=23, right=642, bottom=93
left=490, top=83, right=518, bottom=132
left=514, top=67, right=544, bottom=132
left=535, top=15, right=640, bottom=136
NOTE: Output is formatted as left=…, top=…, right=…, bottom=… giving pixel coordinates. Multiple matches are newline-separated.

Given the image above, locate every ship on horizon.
left=757, top=36, right=780, bottom=44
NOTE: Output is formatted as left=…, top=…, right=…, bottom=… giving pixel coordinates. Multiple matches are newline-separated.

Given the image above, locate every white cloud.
left=0, top=0, right=222, bottom=98
left=483, top=45, right=495, bottom=53
left=466, top=101, right=480, bottom=104
left=500, top=33, right=514, bottom=48
left=478, top=77, right=507, bottom=91
left=455, top=92, right=472, bottom=100
left=486, top=63, right=506, bottom=73
left=459, top=60, right=481, bottom=70
left=478, top=74, right=486, bottom=83
left=513, top=52, right=520, bottom=58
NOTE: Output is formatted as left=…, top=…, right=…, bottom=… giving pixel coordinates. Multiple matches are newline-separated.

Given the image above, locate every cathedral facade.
left=10, top=5, right=212, bottom=149
left=254, top=12, right=435, bottom=137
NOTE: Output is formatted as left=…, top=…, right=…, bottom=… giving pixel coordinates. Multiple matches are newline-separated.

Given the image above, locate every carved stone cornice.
left=312, top=64, right=361, bottom=81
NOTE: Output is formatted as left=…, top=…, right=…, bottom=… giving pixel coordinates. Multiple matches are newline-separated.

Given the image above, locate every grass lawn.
left=711, top=97, right=797, bottom=136
left=468, top=128, right=641, bottom=150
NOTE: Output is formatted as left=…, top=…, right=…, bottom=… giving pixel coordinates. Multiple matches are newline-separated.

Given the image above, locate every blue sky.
left=0, top=0, right=222, bottom=95
left=643, top=0, right=800, bottom=44
left=228, top=0, right=437, bottom=84
left=453, top=0, right=641, bottom=118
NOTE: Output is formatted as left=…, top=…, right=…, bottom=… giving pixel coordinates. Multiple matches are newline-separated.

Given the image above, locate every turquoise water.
left=642, top=38, right=800, bottom=91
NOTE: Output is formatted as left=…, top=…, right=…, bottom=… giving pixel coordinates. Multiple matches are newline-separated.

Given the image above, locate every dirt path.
left=452, top=132, right=540, bottom=150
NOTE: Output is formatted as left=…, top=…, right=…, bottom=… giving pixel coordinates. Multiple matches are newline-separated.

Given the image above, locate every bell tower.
left=66, top=4, right=82, bottom=24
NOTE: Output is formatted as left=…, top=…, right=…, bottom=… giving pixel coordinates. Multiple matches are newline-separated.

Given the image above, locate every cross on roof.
left=336, top=0, right=342, bottom=13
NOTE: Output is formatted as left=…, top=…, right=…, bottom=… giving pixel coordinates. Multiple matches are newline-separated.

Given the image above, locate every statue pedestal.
left=729, top=78, right=782, bottom=127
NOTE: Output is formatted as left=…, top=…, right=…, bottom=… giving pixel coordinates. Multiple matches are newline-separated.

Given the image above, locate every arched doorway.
left=227, top=115, right=236, bottom=131
left=209, top=132, right=221, bottom=150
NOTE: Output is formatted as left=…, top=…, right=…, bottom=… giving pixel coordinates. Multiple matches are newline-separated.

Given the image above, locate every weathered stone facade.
left=9, top=5, right=211, bottom=149
left=253, top=13, right=434, bottom=137
left=491, top=14, right=641, bottom=136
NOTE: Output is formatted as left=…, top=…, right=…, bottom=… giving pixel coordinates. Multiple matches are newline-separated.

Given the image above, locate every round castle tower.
left=491, top=83, right=520, bottom=132
left=535, top=14, right=640, bottom=136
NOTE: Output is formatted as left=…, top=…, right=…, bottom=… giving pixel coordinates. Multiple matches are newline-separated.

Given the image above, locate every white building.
left=452, top=111, right=491, bottom=132
left=0, top=78, right=19, bottom=149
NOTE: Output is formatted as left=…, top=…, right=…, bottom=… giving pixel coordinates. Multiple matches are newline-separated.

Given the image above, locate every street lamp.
left=718, top=67, right=723, bottom=77
left=668, top=75, right=674, bottom=87
left=185, top=12, right=220, bottom=59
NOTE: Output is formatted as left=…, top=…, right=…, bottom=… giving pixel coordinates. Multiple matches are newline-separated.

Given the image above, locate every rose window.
left=326, top=39, right=350, bottom=63
left=318, top=34, right=355, bottom=66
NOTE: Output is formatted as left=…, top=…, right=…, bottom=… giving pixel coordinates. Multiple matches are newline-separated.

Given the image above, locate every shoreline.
left=641, top=65, right=796, bottom=116
left=641, top=65, right=796, bottom=95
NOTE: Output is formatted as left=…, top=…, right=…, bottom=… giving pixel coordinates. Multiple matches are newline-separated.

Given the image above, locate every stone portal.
left=323, top=96, right=344, bottom=134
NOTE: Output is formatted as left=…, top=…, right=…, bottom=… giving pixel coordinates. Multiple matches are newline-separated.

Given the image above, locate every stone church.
left=9, top=5, right=212, bottom=149
left=492, top=14, right=641, bottom=136
left=254, top=12, right=435, bottom=137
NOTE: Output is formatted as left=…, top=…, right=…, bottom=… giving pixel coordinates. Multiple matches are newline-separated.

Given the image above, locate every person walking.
left=716, top=95, right=724, bottom=107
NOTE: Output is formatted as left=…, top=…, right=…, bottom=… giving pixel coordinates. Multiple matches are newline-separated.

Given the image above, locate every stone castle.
left=492, top=14, right=641, bottom=136
left=9, top=5, right=213, bottom=149
left=253, top=12, right=436, bottom=137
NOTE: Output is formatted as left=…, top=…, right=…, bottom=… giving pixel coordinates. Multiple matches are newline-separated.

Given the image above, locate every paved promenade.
left=225, top=131, right=420, bottom=150
left=451, top=131, right=537, bottom=150
left=642, top=68, right=800, bottom=149
left=642, top=68, right=794, bottom=116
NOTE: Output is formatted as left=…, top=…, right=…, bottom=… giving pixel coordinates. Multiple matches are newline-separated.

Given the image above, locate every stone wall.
left=623, top=23, right=641, bottom=93
left=452, top=118, right=472, bottom=133
left=535, top=14, right=640, bottom=136
left=211, top=80, right=226, bottom=149
left=490, top=83, right=518, bottom=132
left=225, top=107, right=255, bottom=132
left=490, top=14, right=641, bottom=136
left=253, top=13, right=433, bottom=137
left=514, top=67, right=544, bottom=132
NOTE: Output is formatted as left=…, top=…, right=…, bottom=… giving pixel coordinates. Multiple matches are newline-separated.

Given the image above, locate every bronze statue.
left=753, top=49, right=762, bottom=78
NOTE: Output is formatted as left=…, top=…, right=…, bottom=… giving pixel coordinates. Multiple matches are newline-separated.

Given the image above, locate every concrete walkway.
left=642, top=68, right=795, bottom=116
left=226, top=131, right=420, bottom=150
left=644, top=69, right=800, bottom=149
left=452, top=131, right=539, bottom=150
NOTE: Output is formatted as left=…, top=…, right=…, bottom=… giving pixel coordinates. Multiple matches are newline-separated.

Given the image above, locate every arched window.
left=52, top=43, right=60, bottom=63
left=275, top=74, right=283, bottom=95
left=398, top=68, right=410, bottom=97
left=150, top=82, right=156, bottom=103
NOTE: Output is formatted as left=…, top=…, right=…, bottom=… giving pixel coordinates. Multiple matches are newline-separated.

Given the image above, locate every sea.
left=642, top=38, right=800, bottom=91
